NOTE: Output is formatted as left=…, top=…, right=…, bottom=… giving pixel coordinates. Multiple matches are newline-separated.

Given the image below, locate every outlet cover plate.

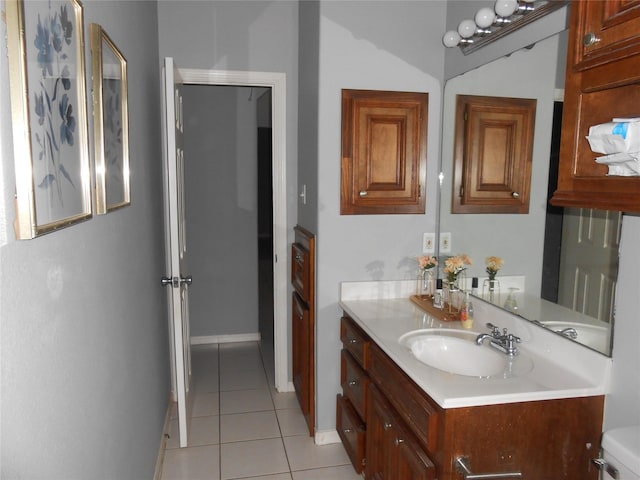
left=440, top=232, right=452, bottom=253
left=422, top=233, right=435, bottom=253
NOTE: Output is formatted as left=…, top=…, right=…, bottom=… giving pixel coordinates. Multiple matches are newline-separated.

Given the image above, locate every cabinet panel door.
left=341, top=89, right=428, bottom=215
left=292, top=292, right=311, bottom=427
left=366, top=384, right=435, bottom=480
left=453, top=95, right=536, bottom=214
left=573, top=0, right=640, bottom=70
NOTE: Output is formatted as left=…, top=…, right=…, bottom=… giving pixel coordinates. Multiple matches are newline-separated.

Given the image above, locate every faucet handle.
left=485, top=322, right=501, bottom=336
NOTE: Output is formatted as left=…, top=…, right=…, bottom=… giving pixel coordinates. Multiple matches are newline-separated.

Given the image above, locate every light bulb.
left=442, top=30, right=461, bottom=48
left=494, top=0, right=518, bottom=17
left=457, top=19, right=477, bottom=39
left=475, top=7, right=496, bottom=28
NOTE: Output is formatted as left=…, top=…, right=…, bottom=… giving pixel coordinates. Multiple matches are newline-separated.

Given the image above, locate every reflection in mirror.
left=440, top=31, right=620, bottom=356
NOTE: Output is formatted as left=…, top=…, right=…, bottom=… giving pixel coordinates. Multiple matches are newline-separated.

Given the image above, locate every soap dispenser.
left=460, top=292, right=474, bottom=329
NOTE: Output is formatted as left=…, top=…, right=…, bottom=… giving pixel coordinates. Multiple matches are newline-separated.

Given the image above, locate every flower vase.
left=482, top=278, right=501, bottom=303
left=416, top=269, right=435, bottom=298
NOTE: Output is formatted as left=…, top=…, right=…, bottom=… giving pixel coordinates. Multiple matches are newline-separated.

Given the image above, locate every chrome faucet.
left=557, top=327, right=578, bottom=339
left=476, top=323, right=521, bottom=356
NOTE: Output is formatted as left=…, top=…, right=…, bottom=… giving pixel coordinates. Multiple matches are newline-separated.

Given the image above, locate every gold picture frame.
left=6, top=0, right=92, bottom=239
left=90, top=23, right=130, bottom=214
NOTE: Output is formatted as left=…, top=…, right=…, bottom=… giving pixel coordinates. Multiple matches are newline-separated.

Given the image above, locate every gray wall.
left=183, top=85, right=265, bottom=337
left=0, top=1, right=169, bottom=478
left=312, top=0, right=446, bottom=432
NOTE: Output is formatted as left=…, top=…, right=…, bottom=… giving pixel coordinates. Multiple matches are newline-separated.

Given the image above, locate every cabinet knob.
left=349, top=338, right=358, bottom=345
left=383, top=422, right=392, bottom=430
left=343, top=428, right=353, bottom=434
left=295, top=254, right=302, bottom=261
left=583, top=32, right=601, bottom=47
left=359, top=190, right=368, bottom=197
left=348, top=379, right=358, bottom=386
left=394, top=438, right=405, bottom=446
left=512, top=191, right=520, bottom=199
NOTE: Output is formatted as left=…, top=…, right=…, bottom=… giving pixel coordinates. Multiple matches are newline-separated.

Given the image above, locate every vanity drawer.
left=336, top=394, right=366, bottom=473
left=341, top=349, right=370, bottom=420
left=368, top=343, right=440, bottom=452
left=291, top=243, right=310, bottom=300
left=340, top=315, right=370, bottom=369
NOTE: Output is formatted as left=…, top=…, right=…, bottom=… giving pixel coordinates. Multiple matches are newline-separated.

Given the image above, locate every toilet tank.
left=599, top=426, right=640, bottom=480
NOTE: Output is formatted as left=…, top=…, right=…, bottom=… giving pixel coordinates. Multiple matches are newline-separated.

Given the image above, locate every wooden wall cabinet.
left=291, top=226, right=315, bottom=435
left=337, top=313, right=605, bottom=480
left=453, top=95, right=536, bottom=214
left=552, top=0, right=640, bottom=212
left=341, top=89, right=428, bottom=215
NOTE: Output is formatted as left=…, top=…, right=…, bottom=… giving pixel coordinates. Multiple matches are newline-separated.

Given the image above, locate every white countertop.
left=339, top=280, right=612, bottom=409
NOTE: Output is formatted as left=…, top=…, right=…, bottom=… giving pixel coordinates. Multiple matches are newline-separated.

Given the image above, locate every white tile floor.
left=160, top=342, right=362, bottom=480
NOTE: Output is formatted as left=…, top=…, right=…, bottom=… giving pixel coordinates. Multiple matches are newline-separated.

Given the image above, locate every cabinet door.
left=572, top=0, right=640, bottom=70
left=292, top=292, right=312, bottom=428
left=366, top=385, right=435, bottom=480
left=341, top=89, right=428, bottom=215
left=552, top=1, right=640, bottom=212
left=453, top=95, right=536, bottom=214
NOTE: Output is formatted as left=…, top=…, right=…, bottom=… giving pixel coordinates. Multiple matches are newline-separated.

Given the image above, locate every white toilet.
left=597, top=426, right=640, bottom=480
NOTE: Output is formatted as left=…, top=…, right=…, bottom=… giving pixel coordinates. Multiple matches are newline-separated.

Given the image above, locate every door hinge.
left=459, top=185, right=464, bottom=197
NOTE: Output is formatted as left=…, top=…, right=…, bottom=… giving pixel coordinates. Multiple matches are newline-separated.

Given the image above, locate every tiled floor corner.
left=160, top=342, right=361, bottom=480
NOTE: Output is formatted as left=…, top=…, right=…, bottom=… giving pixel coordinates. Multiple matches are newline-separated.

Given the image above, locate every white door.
left=161, top=57, right=192, bottom=448
left=558, top=208, right=621, bottom=322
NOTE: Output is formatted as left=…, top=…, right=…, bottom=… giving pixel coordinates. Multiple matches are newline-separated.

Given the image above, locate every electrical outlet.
left=440, top=232, right=452, bottom=253
left=422, top=233, right=435, bottom=253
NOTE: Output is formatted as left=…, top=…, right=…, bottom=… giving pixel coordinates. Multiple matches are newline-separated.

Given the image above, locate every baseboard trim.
left=153, top=397, right=174, bottom=480
left=314, top=429, right=341, bottom=445
left=191, top=333, right=261, bottom=345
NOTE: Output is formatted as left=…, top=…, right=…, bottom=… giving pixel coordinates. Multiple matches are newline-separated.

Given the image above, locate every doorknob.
left=161, top=275, right=193, bottom=287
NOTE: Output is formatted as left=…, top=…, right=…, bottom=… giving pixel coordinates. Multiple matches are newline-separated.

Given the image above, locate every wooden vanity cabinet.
left=552, top=0, right=640, bottom=212
left=336, top=315, right=371, bottom=473
left=338, top=313, right=605, bottom=480
left=291, top=226, right=315, bottom=435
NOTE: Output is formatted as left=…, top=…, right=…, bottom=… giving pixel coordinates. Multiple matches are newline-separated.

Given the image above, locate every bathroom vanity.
left=337, top=281, right=610, bottom=480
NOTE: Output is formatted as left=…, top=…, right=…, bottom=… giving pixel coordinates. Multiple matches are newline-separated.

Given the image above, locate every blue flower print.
left=59, top=94, right=76, bottom=146
left=50, top=12, right=63, bottom=53
left=59, top=5, right=73, bottom=46
left=34, top=92, right=45, bottom=126
left=34, top=15, right=53, bottom=77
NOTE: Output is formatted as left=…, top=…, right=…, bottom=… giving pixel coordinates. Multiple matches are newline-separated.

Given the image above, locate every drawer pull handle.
left=359, top=190, right=368, bottom=197
left=583, top=32, right=601, bottom=47
left=348, top=380, right=358, bottom=386
left=511, top=191, right=519, bottom=199
left=383, top=422, right=392, bottom=430
left=349, top=338, right=358, bottom=344
left=343, top=428, right=353, bottom=434
left=394, top=438, right=404, bottom=446
left=455, top=456, right=522, bottom=479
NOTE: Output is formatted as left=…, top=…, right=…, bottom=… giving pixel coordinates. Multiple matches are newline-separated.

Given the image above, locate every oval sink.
left=542, top=321, right=609, bottom=352
left=399, top=329, right=532, bottom=378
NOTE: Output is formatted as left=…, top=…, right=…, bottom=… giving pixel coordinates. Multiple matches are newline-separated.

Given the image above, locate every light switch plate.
left=422, top=233, right=435, bottom=253
left=440, top=232, right=452, bottom=253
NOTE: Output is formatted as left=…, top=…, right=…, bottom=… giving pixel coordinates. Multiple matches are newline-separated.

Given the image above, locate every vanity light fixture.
left=442, top=0, right=568, bottom=55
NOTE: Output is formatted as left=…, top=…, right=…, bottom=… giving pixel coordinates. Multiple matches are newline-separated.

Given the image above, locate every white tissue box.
left=586, top=120, right=640, bottom=154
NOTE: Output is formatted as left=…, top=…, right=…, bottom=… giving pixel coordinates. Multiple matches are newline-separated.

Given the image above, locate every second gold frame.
left=90, top=23, right=130, bottom=214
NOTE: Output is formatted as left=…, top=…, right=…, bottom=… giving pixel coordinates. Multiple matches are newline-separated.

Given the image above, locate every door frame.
left=179, top=68, right=288, bottom=392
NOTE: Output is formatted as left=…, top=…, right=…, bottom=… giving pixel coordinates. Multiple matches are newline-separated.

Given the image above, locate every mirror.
left=439, top=31, right=620, bottom=356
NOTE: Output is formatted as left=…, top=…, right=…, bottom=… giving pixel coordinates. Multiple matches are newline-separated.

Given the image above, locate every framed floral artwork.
left=6, top=0, right=92, bottom=239
left=90, top=23, right=130, bottom=214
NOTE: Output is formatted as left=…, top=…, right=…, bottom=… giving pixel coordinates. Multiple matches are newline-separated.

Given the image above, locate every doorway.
left=179, top=69, right=288, bottom=392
